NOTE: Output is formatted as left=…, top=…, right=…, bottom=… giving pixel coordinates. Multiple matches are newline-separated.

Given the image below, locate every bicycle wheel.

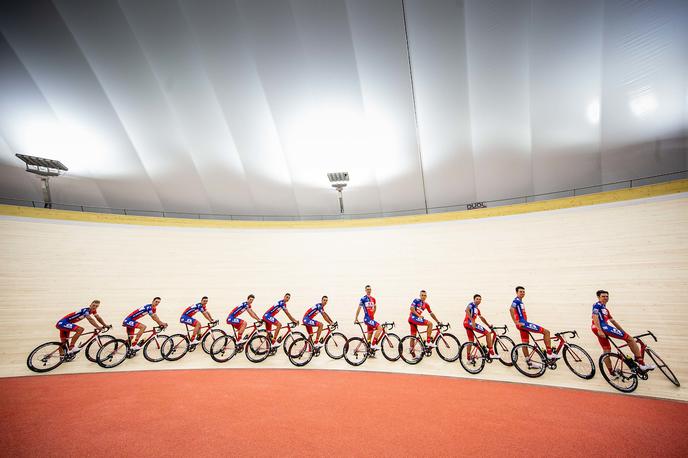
left=344, top=337, right=369, bottom=366
left=85, top=335, right=115, bottom=363
left=287, top=337, right=314, bottom=367
left=201, top=329, right=226, bottom=354
left=646, top=348, right=680, bottom=387
left=435, top=333, right=460, bottom=362
left=143, top=334, right=169, bottom=362
left=246, top=334, right=271, bottom=363
left=399, top=335, right=424, bottom=365
left=459, top=342, right=486, bottom=374
left=563, top=343, right=595, bottom=379
left=599, top=353, right=638, bottom=393
left=381, top=333, right=401, bottom=361
left=211, top=335, right=238, bottom=363
left=511, top=344, right=546, bottom=378
left=493, top=335, right=515, bottom=367
left=27, top=342, right=66, bottom=373
left=324, top=332, right=347, bottom=359
left=161, top=334, right=190, bottom=361
left=283, top=331, right=306, bottom=355
left=97, top=339, right=129, bottom=369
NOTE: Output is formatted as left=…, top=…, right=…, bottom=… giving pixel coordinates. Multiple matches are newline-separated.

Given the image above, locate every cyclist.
left=55, top=300, right=109, bottom=354
left=263, top=293, right=298, bottom=348
left=302, top=296, right=334, bottom=348
left=463, top=294, right=498, bottom=359
left=123, top=297, right=168, bottom=351
left=509, top=286, right=560, bottom=360
left=408, top=290, right=440, bottom=354
left=354, top=285, right=382, bottom=351
left=592, top=290, right=654, bottom=372
left=227, top=294, right=262, bottom=342
left=180, top=296, right=215, bottom=348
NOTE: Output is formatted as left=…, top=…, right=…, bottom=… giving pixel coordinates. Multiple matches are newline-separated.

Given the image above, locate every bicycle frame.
left=466, top=325, right=507, bottom=355
left=182, top=320, right=218, bottom=341
left=230, top=320, right=264, bottom=343
left=604, top=331, right=654, bottom=367
left=353, top=321, right=394, bottom=352
left=53, top=326, right=112, bottom=357
left=128, top=325, right=166, bottom=348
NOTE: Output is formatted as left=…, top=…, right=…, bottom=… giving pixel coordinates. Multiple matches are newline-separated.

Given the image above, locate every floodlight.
left=15, top=154, right=68, bottom=208
left=327, top=172, right=349, bottom=214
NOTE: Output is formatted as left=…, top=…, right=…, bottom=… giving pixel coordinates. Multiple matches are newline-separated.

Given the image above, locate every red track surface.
left=2, top=369, right=687, bottom=457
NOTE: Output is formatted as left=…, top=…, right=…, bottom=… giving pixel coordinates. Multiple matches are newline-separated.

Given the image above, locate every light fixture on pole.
left=15, top=154, right=68, bottom=209
left=327, top=172, right=349, bottom=214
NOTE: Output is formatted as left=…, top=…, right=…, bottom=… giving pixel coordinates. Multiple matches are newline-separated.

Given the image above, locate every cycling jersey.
left=59, top=307, right=92, bottom=324
left=591, top=301, right=627, bottom=349
left=408, top=298, right=431, bottom=325
left=182, top=302, right=206, bottom=318
left=463, top=302, right=481, bottom=328
left=359, top=295, right=378, bottom=329
left=264, top=300, right=287, bottom=318
left=511, top=297, right=527, bottom=322
left=304, top=303, right=324, bottom=321
left=591, top=301, right=612, bottom=327
left=123, top=304, right=156, bottom=329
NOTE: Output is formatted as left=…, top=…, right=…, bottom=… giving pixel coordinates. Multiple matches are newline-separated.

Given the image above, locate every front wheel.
left=27, top=342, right=66, bottom=373
left=202, top=329, right=227, bottom=354
left=381, top=333, right=401, bottom=361
left=283, top=331, right=306, bottom=355
left=459, top=342, right=485, bottom=374
left=143, top=334, right=169, bottom=362
left=599, top=353, right=638, bottom=393
left=563, top=343, right=595, bottom=379
left=646, top=348, right=680, bottom=387
left=493, top=335, right=515, bottom=366
left=161, top=334, right=190, bottom=361
left=399, top=335, right=424, bottom=365
left=344, top=337, right=368, bottom=366
left=97, top=339, right=129, bottom=369
left=511, top=344, right=546, bottom=378
left=435, top=333, right=460, bottom=362
left=287, top=337, right=314, bottom=367
left=211, top=335, right=238, bottom=363
left=246, top=334, right=271, bottom=363
left=324, top=332, right=347, bottom=359
left=86, top=335, right=115, bottom=362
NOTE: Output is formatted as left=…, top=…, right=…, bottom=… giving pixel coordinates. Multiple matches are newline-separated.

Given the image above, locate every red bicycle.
left=96, top=325, right=168, bottom=368
left=161, top=320, right=225, bottom=361
left=343, top=321, right=401, bottom=366
left=210, top=320, right=267, bottom=363
left=286, top=322, right=348, bottom=366
left=511, top=329, right=595, bottom=379
left=399, top=322, right=461, bottom=364
left=27, top=325, right=114, bottom=373
left=458, top=325, right=516, bottom=374
left=246, top=322, right=306, bottom=363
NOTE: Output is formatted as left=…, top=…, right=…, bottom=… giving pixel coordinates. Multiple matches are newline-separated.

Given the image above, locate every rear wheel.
left=86, top=335, right=115, bottom=362
left=646, top=348, right=680, bottom=387
left=435, top=333, right=460, bottom=362
left=511, top=344, right=546, bottom=378
left=283, top=331, right=306, bottom=355
left=493, top=335, right=515, bottom=366
left=563, top=343, right=595, bottom=379
left=599, top=353, right=638, bottom=393
left=381, top=333, right=401, bottom=361
left=399, top=335, right=424, bottom=365
left=202, top=329, right=227, bottom=354
left=324, top=332, right=347, bottom=359
left=210, top=335, right=238, bottom=363
left=287, top=337, right=314, bottom=367
left=459, top=342, right=485, bottom=374
left=97, top=339, right=129, bottom=369
left=344, top=337, right=368, bottom=366
left=246, top=334, right=271, bottom=363
left=27, top=342, right=66, bottom=373
left=162, top=334, right=190, bottom=361
left=143, top=334, right=169, bottom=362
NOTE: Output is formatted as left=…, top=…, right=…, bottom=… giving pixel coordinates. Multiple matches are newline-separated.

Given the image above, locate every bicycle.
left=511, top=329, right=595, bottom=379
left=286, top=322, right=348, bottom=367
left=210, top=320, right=267, bottom=363
left=245, top=321, right=305, bottom=363
left=458, top=325, right=516, bottom=374
left=161, top=320, right=226, bottom=361
left=96, top=325, right=168, bottom=368
left=27, top=325, right=114, bottom=373
left=343, top=321, right=401, bottom=366
left=599, top=330, right=679, bottom=393
left=399, top=322, right=461, bottom=364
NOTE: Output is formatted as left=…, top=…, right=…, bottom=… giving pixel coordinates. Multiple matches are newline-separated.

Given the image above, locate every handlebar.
left=287, top=322, right=298, bottom=329
left=634, top=331, right=657, bottom=342
left=382, top=322, right=395, bottom=330
left=328, top=322, right=338, bottom=331
left=209, top=320, right=219, bottom=327
left=490, top=325, right=508, bottom=335
left=437, top=322, right=450, bottom=331
left=153, top=325, right=167, bottom=332
left=253, top=320, right=264, bottom=327
left=98, top=325, right=112, bottom=333
left=555, top=330, right=578, bottom=339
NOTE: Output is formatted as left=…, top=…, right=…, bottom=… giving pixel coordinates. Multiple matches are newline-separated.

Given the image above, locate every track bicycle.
left=245, top=321, right=306, bottom=363
left=96, top=325, right=168, bottom=368
left=161, top=320, right=225, bottom=361
left=343, top=321, right=401, bottom=366
left=399, top=322, right=461, bottom=364
left=458, top=325, right=516, bottom=374
left=511, top=329, right=595, bottom=379
left=210, top=320, right=267, bottom=363
left=27, top=325, right=114, bottom=373
left=286, top=322, right=347, bottom=367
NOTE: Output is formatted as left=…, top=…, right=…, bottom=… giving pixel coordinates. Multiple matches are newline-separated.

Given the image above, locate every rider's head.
left=283, top=293, right=291, bottom=302
left=420, top=290, right=427, bottom=301
left=200, top=296, right=208, bottom=305
left=321, top=295, right=328, bottom=305
left=89, top=300, right=100, bottom=311
left=515, top=286, right=525, bottom=299
left=473, top=294, right=481, bottom=305
left=247, top=294, right=255, bottom=304
left=596, top=290, right=609, bottom=304
left=365, top=285, right=371, bottom=295
left=152, top=297, right=161, bottom=306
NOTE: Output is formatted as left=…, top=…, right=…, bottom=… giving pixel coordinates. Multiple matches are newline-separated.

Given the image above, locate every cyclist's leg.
left=602, top=325, right=646, bottom=364
left=472, top=324, right=493, bottom=355
left=55, top=321, right=72, bottom=353
left=303, top=318, right=315, bottom=341
left=516, top=323, right=530, bottom=357
left=314, top=321, right=324, bottom=344
left=237, top=319, right=247, bottom=340
left=425, top=320, right=434, bottom=344
left=409, top=321, right=419, bottom=352
left=522, top=321, right=553, bottom=356
left=69, top=325, right=84, bottom=350
left=124, top=319, right=146, bottom=347
left=181, top=315, right=200, bottom=343
left=271, top=319, right=283, bottom=345
left=592, top=325, right=613, bottom=373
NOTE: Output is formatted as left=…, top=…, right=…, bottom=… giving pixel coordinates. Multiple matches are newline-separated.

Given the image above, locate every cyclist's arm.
left=150, top=313, right=167, bottom=327
left=509, top=308, right=519, bottom=325
left=592, top=315, right=605, bottom=337
left=247, top=308, right=261, bottom=321
left=429, top=311, right=439, bottom=323
left=479, top=315, right=491, bottom=328
left=322, top=311, right=333, bottom=325
left=354, top=306, right=361, bottom=323
left=202, top=310, right=214, bottom=322
left=86, top=315, right=102, bottom=330
left=284, top=308, right=297, bottom=323
left=410, top=306, right=421, bottom=318
left=93, top=313, right=108, bottom=328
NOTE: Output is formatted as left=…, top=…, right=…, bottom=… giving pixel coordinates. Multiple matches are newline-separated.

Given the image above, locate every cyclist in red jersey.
left=302, top=296, right=334, bottom=348
left=180, top=296, right=215, bottom=348
left=262, top=293, right=299, bottom=348
left=227, top=294, right=262, bottom=343
left=55, top=300, right=109, bottom=354
left=123, top=297, right=168, bottom=350
left=463, top=294, right=498, bottom=359
left=354, top=285, right=382, bottom=351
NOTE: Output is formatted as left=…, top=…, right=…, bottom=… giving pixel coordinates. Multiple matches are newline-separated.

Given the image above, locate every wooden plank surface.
left=1, top=193, right=686, bottom=401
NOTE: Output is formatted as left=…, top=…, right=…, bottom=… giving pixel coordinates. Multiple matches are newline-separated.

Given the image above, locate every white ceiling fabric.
left=0, top=0, right=686, bottom=216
